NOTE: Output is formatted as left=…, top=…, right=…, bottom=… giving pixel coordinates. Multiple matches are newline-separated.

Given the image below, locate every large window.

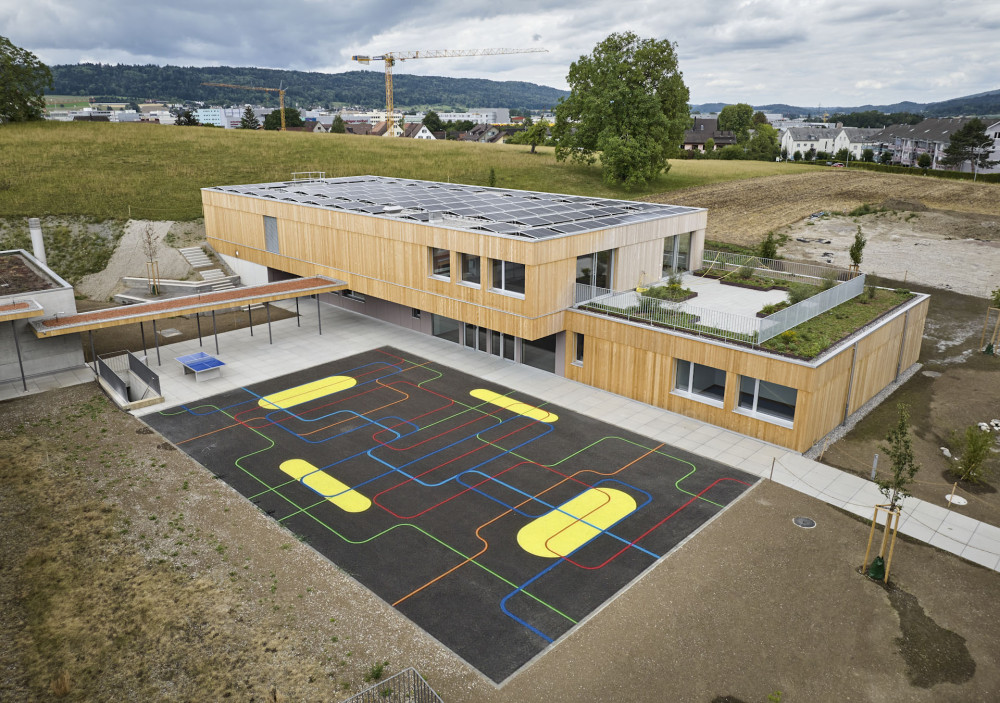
left=522, top=334, right=557, bottom=373
left=460, top=253, right=481, bottom=286
left=264, top=216, right=279, bottom=254
left=738, top=376, right=797, bottom=425
left=674, top=359, right=725, bottom=405
left=431, top=314, right=461, bottom=343
left=573, top=333, right=585, bottom=365
left=663, top=232, right=691, bottom=276
left=430, top=247, right=450, bottom=279
left=491, top=259, right=525, bottom=296
left=576, top=250, right=613, bottom=290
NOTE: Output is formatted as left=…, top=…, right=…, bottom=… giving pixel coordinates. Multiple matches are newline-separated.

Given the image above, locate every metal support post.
left=11, top=320, right=27, bottom=391
left=152, top=319, right=161, bottom=366
left=196, top=313, right=203, bottom=347
left=89, top=330, right=97, bottom=372
left=316, top=295, right=322, bottom=335
left=212, top=309, right=219, bottom=355
left=266, top=302, right=272, bottom=344
left=295, top=297, right=300, bottom=327
left=248, top=305, right=253, bottom=336
left=140, top=321, right=146, bottom=357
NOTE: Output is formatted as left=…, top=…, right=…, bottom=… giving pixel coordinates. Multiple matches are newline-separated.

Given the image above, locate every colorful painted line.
left=470, top=389, right=558, bottom=423
left=280, top=458, right=371, bottom=512
left=517, top=487, right=636, bottom=558
left=259, top=376, right=357, bottom=410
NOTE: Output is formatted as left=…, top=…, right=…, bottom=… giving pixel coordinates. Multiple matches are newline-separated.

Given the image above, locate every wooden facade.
left=202, top=180, right=928, bottom=453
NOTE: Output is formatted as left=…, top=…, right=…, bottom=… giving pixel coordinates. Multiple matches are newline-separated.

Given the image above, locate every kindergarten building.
left=201, top=176, right=928, bottom=452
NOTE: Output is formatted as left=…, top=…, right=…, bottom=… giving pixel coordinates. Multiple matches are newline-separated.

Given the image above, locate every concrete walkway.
left=8, top=300, right=999, bottom=572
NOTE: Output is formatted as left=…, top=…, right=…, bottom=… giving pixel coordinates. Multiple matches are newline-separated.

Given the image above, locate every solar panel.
left=207, top=176, right=701, bottom=240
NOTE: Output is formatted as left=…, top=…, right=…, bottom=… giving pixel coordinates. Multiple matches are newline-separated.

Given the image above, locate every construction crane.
left=201, top=82, right=288, bottom=130
left=351, top=48, right=547, bottom=136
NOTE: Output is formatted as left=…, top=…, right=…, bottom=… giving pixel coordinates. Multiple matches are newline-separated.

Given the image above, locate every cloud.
left=2, top=0, right=997, bottom=107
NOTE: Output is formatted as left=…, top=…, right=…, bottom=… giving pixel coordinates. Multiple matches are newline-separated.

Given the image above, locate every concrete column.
left=689, top=228, right=707, bottom=271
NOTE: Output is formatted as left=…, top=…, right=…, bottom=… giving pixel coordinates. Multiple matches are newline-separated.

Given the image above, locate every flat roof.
left=206, top=176, right=703, bottom=241
left=31, top=276, right=346, bottom=337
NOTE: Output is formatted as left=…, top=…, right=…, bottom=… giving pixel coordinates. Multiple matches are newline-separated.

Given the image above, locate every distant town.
left=44, top=99, right=1000, bottom=175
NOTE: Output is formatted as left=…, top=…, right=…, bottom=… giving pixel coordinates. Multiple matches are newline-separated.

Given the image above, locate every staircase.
left=179, top=246, right=212, bottom=270
left=200, top=268, right=236, bottom=292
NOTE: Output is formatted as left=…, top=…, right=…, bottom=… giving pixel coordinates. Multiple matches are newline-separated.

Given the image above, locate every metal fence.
left=700, top=249, right=856, bottom=284
left=128, top=352, right=161, bottom=396
left=577, top=287, right=761, bottom=344
left=96, top=355, right=128, bottom=401
left=342, top=667, right=443, bottom=703
left=759, top=273, right=866, bottom=343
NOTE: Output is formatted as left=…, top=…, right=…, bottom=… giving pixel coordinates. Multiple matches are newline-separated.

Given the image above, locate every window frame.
left=459, top=252, right=481, bottom=287
left=429, top=247, right=451, bottom=281
left=572, top=333, right=585, bottom=366
left=672, top=358, right=726, bottom=408
left=735, top=375, right=797, bottom=428
left=490, top=258, right=526, bottom=298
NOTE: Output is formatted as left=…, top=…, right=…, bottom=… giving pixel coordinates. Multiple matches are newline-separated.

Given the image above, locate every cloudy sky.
left=4, top=0, right=998, bottom=107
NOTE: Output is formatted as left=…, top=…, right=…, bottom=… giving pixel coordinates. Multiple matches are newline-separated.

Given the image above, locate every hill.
left=691, top=89, right=1000, bottom=118
left=48, top=63, right=568, bottom=111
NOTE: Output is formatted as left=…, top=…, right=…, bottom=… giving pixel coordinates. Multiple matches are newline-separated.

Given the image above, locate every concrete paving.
left=7, top=299, right=999, bottom=573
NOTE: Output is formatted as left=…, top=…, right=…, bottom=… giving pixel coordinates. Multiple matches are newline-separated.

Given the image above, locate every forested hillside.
left=49, top=64, right=568, bottom=110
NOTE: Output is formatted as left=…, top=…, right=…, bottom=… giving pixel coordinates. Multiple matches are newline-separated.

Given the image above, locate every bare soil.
left=2, top=385, right=999, bottom=702
left=649, top=170, right=1000, bottom=246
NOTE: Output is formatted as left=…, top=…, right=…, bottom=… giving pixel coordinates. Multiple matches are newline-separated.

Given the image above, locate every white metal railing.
left=576, top=286, right=761, bottom=344
left=759, top=273, right=866, bottom=343
left=700, top=249, right=855, bottom=284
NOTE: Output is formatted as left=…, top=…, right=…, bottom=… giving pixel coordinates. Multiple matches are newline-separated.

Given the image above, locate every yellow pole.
left=862, top=505, right=879, bottom=571
left=385, top=57, right=395, bottom=137
left=279, top=90, right=286, bottom=131
left=884, top=508, right=900, bottom=583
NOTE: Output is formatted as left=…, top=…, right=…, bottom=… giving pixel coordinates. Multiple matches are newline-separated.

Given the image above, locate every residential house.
left=202, top=176, right=927, bottom=453
left=402, top=123, right=436, bottom=140
left=831, top=127, right=881, bottom=160
left=345, top=123, right=373, bottom=136
left=372, top=121, right=405, bottom=138
left=867, top=118, right=970, bottom=168
left=780, top=127, right=837, bottom=158
left=682, top=118, right=737, bottom=152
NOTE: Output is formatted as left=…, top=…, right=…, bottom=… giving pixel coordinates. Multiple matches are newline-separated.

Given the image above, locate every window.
left=341, top=289, right=366, bottom=303
left=430, top=247, right=450, bottom=279
left=576, top=250, right=613, bottom=289
left=522, top=334, right=557, bottom=373
left=460, top=253, right=481, bottom=286
left=663, top=232, right=691, bottom=276
left=737, top=376, right=797, bottom=425
left=431, top=314, right=460, bottom=343
left=673, top=359, right=726, bottom=406
left=263, top=216, right=279, bottom=254
left=411, top=308, right=421, bottom=319
left=491, top=259, right=525, bottom=296
left=573, top=333, right=585, bottom=365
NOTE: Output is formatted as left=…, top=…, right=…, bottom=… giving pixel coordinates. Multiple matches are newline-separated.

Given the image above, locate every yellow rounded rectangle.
left=517, top=488, right=636, bottom=558
left=280, top=459, right=370, bottom=513
left=259, top=375, right=357, bottom=410
left=470, top=388, right=558, bottom=423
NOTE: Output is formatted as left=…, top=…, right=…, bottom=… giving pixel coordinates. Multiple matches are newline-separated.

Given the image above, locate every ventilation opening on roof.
left=382, top=205, right=403, bottom=214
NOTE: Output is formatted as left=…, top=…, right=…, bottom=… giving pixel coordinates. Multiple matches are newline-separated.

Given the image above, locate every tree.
left=704, top=137, right=715, bottom=152
left=522, top=118, right=549, bottom=154
left=239, top=106, right=260, bottom=130
left=718, top=103, right=754, bottom=145
left=758, top=231, right=779, bottom=260
left=780, top=147, right=788, bottom=160
left=752, top=111, right=768, bottom=125
left=746, top=124, right=780, bottom=161
left=0, top=35, right=53, bottom=123
left=522, top=113, right=534, bottom=127
left=876, top=403, right=920, bottom=511
left=835, top=148, right=850, bottom=162
left=263, top=107, right=304, bottom=130
left=806, top=147, right=816, bottom=161
left=329, top=115, right=346, bottom=133
left=422, top=110, right=443, bottom=133
left=793, top=150, right=802, bottom=161
left=939, top=118, right=999, bottom=175
left=879, top=151, right=893, bottom=164
left=175, top=109, right=199, bottom=126
left=553, top=31, right=690, bottom=188
left=849, top=226, right=866, bottom=268
left=862, top=148, right=875, bottom=162
left=917, top=152, right=932, bottom=169
left=949, top=425, right=996, bottom=484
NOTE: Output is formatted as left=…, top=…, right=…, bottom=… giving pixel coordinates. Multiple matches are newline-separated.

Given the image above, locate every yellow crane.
left=201, top=82, right=288, bottom=130
left=351, top=48, right=547, bottom=136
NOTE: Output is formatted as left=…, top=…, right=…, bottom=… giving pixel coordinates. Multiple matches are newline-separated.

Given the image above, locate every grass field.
left=0, top=121, right=813, bottom=221
left=43, top=95, right=93, bottom=110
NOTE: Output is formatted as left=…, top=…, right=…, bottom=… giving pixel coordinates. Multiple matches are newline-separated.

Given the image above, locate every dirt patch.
left=888, top=587, right=976, bottom=688
left=647, top=170, right=1000, bottom=247
left=780, top=208, right=999, bottom=298
left=0, top=251, right=57, bottom=294
left=3, top=387, right=1000, bottom=702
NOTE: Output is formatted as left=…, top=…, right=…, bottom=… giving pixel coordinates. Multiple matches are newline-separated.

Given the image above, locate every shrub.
left=949, top=426, right=996, bottom=484
left=990, top=286, right=1000, bottom=309
left=736, top=263, right=755, bottom=280
left=819, top=270, right=839, bottom=291
left=758, top=231, right=779, bottom=260
left=786, top=282, right=817, bottom=305
left=849, top=226, right=866, bottom=267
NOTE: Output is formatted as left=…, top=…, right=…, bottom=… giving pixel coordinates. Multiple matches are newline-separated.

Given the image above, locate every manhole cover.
left=946, top=494, right=968, bottom=506
left=793, top=517, right=816, bottom=529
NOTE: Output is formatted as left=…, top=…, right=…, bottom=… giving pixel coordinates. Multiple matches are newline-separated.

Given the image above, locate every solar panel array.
left=211, top=176, right=702, bottom=240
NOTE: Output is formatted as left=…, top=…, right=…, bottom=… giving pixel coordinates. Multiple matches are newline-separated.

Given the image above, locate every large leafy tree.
left=263, top=107, right=304, bottom=130
left=422, top=110, right=444, bottom=132
left=940, top=118, right=998, bottom=174
left=553, top=32, right=689, bottom=188
left=718, top=103, right=755, bottom=145
left=329, top=115, right=346, bottom=133
left=0, top=35, right=53, bottom=123
left=746, top=123, right=780, bottom=161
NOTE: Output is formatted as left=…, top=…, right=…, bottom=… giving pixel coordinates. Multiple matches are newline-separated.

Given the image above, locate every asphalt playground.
left=145, top=346, right=757, bottom=683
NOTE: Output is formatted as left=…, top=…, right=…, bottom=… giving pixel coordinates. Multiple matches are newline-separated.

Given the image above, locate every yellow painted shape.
left=280, top=459, right=370, bottom=513
left=517, top=488, right=636, bottom=558
left=259, top=375, right=357, bottom=410
left=470, top=388, right=558, bottom=423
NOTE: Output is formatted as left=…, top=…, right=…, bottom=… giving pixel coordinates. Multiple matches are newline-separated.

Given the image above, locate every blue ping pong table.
left=175, top=352, right=225, bottom=382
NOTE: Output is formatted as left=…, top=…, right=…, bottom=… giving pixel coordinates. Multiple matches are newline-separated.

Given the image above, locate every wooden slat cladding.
left=563, top=296, right=929, bottom=452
